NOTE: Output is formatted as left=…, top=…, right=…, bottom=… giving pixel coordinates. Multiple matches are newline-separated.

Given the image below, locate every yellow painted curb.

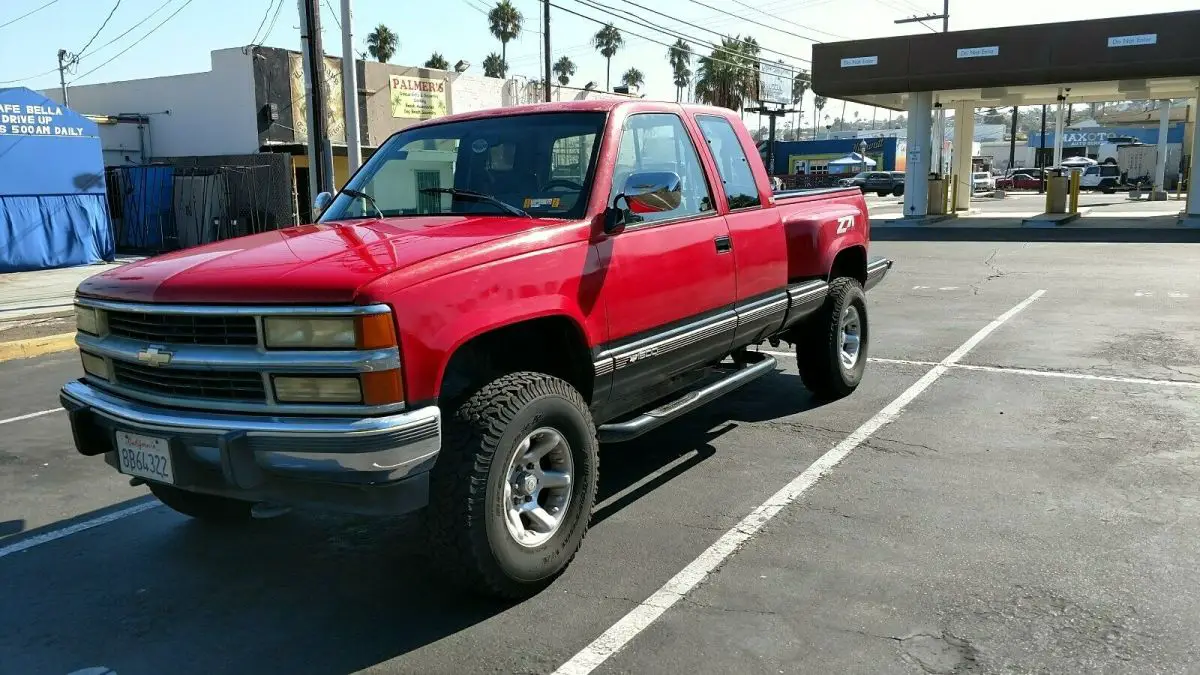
left=0, top=333, right=77, bottom=362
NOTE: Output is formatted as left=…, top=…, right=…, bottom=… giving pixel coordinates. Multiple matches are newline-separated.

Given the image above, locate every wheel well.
left=828, top=245, right=867, bottom=286
left=439, top=316, right=594, bottom=409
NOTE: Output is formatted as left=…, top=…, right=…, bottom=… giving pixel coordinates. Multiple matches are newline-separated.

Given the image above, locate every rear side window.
left=695, top=115, right=762, bottom=210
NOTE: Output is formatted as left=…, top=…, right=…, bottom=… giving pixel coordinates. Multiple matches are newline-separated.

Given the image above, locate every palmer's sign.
left=390, top=75, right=448, bottom=119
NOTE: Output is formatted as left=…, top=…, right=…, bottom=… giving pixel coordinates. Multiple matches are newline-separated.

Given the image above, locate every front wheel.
left=797, top=278, right=869, bottom=400
left=892, top=186, right=904, bottom=197
left=425, top=372, right=598, bottom=599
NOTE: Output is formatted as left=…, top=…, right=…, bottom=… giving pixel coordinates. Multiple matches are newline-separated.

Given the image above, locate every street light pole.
left=543, top=0, right=552, bottom=102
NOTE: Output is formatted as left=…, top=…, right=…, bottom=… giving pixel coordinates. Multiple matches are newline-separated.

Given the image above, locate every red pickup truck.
left=62, top=100, right=890, bottom=598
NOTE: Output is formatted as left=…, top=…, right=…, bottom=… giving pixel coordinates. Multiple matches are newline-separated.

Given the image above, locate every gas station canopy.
left=812, top=10, right=1200, bottom=109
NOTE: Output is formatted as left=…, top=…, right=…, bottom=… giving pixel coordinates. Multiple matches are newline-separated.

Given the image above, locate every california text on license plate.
left=115, top=430, right=175, bottom=484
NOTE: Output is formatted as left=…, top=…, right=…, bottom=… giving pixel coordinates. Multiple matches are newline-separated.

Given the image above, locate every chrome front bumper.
left=60, top=380, right=442, bottom=515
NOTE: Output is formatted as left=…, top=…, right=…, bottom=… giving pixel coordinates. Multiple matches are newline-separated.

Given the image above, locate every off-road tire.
left=892, top=185, right=904, bottom=197
left=147, top=483, right=254, bottom=524
left=426, top=372, right=598, bottom=599
left=797, top=277, right=869, bottom=400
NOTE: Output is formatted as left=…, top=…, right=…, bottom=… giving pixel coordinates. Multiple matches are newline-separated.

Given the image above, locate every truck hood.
left=79, top=216, right=540, bottom=304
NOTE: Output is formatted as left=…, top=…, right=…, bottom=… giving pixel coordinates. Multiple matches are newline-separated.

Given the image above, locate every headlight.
left=80, top=351, right=110, bottom=380
left=262, top=313, right=397, bottom=350
left=76, top=305, right=101, bottom=335
left=263, top=317, right=357, bottom=349
left=273, top=376, right=363, bottom=403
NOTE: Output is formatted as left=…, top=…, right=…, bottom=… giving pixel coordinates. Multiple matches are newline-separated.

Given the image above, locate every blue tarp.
left=0, top=87, right=114, bottom=272
left=115, top=165, right=175, bottom=250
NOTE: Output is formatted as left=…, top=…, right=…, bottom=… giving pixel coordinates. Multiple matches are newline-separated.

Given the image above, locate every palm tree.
left=424, top=52, right=449, bottom=70
left=813, top=95, right=827, bottom=138
left=621, top=67, right=644, bottom=92
left=592, top=23, right=623, bottom=90
left=487, top=0, right=523, bottom=67
left=693, top=36, right=759, bottom=112
left=553, top=55, right=576, bottom=86
left=482, top=52, right=507, bottom=79
left=668, top=39, right=692, bottom=103
left=791, top=70, right=809, bottom=137
left=366, top=24, right=398, bottom=63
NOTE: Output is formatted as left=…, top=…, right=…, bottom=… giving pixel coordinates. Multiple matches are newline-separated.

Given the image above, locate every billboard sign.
left=390, top=75, right=449, bottom=119
left=757, top=61, right=791, bottom=105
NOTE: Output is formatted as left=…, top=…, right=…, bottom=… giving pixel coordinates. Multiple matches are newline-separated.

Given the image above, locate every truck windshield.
left=320, top=112, right=606, bottom=221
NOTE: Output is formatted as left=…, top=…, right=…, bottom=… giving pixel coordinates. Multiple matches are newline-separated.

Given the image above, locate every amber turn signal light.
left=361, top=369, right=404, bottom=406
left=356, top=313, right=398, bottom=350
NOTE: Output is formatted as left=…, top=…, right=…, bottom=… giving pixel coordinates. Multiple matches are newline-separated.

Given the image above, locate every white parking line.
left=0, top=500, right=159, bottom=560
left=552, top=289, right=1048, bottom=675
left=765, top=351, right=1200, bottom=389
left=0, top=407, right=64, bottom=426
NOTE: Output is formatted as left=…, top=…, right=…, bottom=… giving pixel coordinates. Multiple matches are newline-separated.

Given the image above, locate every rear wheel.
left=147, top=483, right=254, bottom=524
left=877, top=191, right=890, bottom=197
left=797, top=278, right=869, bottom=400
left=426, top=372, right=598, bottom=599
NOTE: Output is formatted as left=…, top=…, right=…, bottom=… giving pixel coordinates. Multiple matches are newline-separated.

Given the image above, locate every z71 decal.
left=836, top=214, right=856, bottom=234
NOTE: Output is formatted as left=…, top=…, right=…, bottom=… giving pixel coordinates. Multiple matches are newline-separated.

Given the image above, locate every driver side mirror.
left=313, top=191, right=333, bottom=218
left=603, top=171, right=683, bottom=236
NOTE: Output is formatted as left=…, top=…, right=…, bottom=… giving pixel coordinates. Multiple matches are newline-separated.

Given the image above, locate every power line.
left=75, top=0, right=123, bottom=57
left=0, top=0, right=63, bottom=30
left=673, top=0, right=827, bottom=43
left=722, top=0, right=846, bottom=40
left=570, top=0, right=810, bottom=65
left=81, top=0, right=178, bottom=58
left=248, top=0, right=280, bottom=46
left=548, top=1, right=781, bottom=80
left=322, top=0, right=341, bottom=29
left=71, top=0, right=196, bottom=83
left=0, top=66, right=60, bottom=85
left=260, top=0, right=287, bottom=44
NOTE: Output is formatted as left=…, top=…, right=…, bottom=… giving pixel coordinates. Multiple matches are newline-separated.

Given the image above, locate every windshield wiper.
left=419, top=187, right=531, bottom=218
left=340, top=188, right=383, bottom=219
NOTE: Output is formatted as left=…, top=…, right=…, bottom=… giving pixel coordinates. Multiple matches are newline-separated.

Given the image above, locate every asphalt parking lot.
left=2, top=240, right=1199, bottom=674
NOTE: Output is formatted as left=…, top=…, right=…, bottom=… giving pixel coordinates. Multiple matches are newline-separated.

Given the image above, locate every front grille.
left=107, top=310, right=258, bottom=346
left=112, top=361, right=267, bottom=403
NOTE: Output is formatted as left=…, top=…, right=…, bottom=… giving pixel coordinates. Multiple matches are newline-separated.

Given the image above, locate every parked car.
left=996, top=172, right=1042, bottom=191
left=972, top=171, right=996, bottom=192
left=839, top=171, right=870, bottom=188
left=1080, top=164, right=1123, bottom=193
left=61, top=100, right=892, bottom=599
left=859, top=171, right=904, bottom=196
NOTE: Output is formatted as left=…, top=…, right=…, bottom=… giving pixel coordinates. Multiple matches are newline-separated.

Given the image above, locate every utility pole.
left=1039, top=104, right=1047, bottom=194
left=543, top=0, right=552, bottom=102
left=56, top=49, right=70, bottom=106
left=340, top=0, right=362, bottom=174
left=893, top=1, right=948, bottom=32
left=1008, top=105, right=1018, bottom=170
left=299, top=0, right=334, bottom=197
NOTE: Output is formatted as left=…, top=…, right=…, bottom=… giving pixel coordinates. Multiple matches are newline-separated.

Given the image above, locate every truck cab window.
left=695, top=115, right=763, bottom=210
left=610, top=113, right=714, bottom=224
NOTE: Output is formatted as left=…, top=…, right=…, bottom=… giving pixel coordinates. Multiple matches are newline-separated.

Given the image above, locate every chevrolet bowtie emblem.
left=136, top=346, right=173, bottom=367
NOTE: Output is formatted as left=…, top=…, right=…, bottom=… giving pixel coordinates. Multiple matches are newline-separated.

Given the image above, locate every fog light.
left=273, top=376, right=362, bottom=403
left=80, top=352, right=110, bottom=380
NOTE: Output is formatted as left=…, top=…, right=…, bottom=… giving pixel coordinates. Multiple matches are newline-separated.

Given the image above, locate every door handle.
left=714, top=235, right=732, bottom=254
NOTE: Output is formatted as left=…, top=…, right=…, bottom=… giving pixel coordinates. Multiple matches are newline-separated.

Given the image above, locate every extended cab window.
left=610, top=113, right=714, bottom=224
left=321, top=112, right=605, bottom=221
left=695, top=115, right=762, bottom=210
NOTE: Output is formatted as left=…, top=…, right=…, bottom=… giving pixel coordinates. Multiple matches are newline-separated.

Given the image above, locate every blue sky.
left=2, top=0, right=1196, bottom=130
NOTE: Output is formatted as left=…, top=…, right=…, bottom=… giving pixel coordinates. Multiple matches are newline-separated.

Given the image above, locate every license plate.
left=115, top=431, right=175, bottom=484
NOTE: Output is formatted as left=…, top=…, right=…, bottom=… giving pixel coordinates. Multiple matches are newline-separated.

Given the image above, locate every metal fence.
left=106, top=158, right=293, bottom=254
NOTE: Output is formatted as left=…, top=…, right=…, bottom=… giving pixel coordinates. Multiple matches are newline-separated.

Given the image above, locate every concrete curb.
left=0, top=333, right=77, bottom=363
